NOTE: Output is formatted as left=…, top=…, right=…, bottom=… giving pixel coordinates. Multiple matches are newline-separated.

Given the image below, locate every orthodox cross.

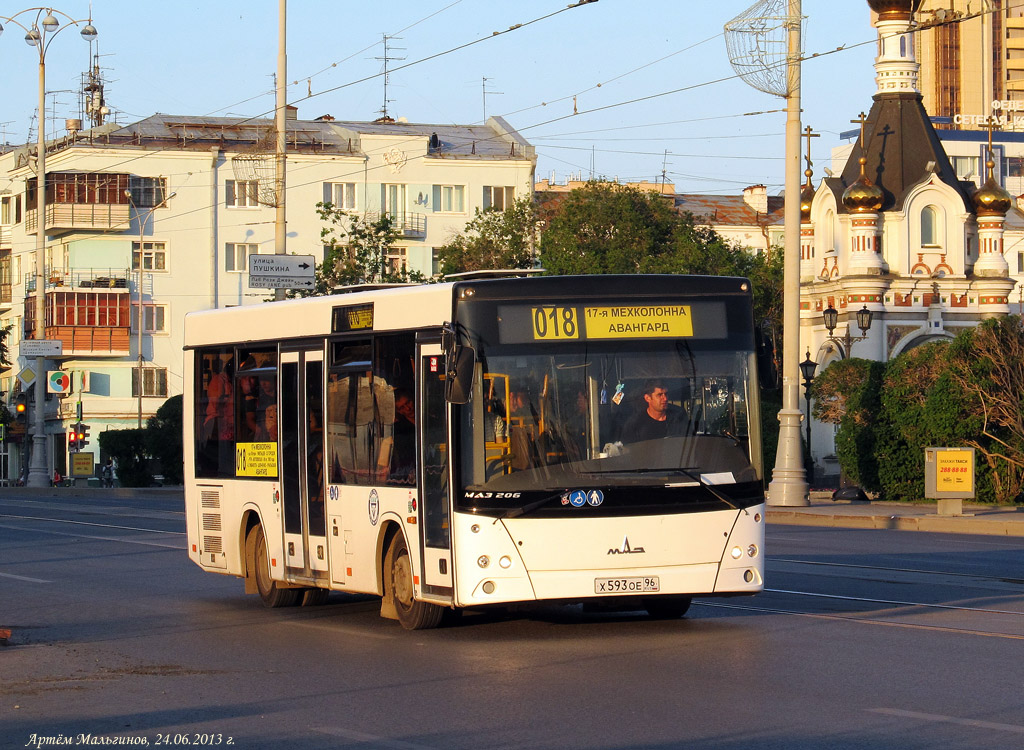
left=803, top=125, right=820, bottom=186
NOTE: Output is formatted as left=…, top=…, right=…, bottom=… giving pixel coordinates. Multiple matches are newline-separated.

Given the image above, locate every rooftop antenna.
left=374, top=34, right=405, bottom=122
left=482, top=76, right=503, bottom=121
left=660, top=149, right=671, bottom=191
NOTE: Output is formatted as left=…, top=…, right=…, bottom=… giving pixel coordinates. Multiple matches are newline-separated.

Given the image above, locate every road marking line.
left=766, top=587, right=1024, bottom=617
left=870, top=708, right=1024, bottom=734
left=286, top=618, right=396, bottom=640
left=0, top=513, right=184, bottom=535
left=314, top=727, right=438, bottom=749
left=0, top=522, right=183, bottom=549
left=697, top=601, right=1024, bottom=640
left=0, top=571, right=52, bottom=583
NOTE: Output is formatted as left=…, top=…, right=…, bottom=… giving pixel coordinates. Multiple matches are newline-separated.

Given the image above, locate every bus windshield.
left=456, top=339, right=762, bottom=501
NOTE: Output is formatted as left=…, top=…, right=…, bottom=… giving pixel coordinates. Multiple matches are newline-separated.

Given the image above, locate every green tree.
left=435, top=197, right=539, bottom=275
left=98, top=429, right=152, bottom=488
left=292, top=205, right=425, bottom=297
left=946, top=316, right=1024, bottom=503
left=146, top=395, right=183, bottom=485
left=539, top=182, right=679, bottom=275
left=811, top=358, right=885, bottom=490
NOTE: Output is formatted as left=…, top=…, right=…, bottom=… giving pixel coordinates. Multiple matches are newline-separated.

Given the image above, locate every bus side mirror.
left=445, top=345, right=476, bottom=404
left=756, top=329, right=779, bottom=390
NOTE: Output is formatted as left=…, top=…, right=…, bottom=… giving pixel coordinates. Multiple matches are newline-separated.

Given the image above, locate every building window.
left=431, top=248, right=441, bottom=277
left=226, top=180, right=259, bottom=208
left=225, top=243, right=259, bottom=272
left=483, top=186, right=515, bottom=211
left=921, top=205, right=940, bottom=246
left=436, top=185, right=465, bottom=213
left=384, top=184, right=407, bottom=219
left=1007, top=157, right=1024, bottom=178
left=134, top=303, right=167, bottom=333
left=386, top=247, right=407, bottom=275
left=133, top=367, right=168, bottom=397
left=1018, top=251, right=1024, bottom=274
left=952, top=155, right=980, bottom=182
left=128, top=176, right=168, bottom=208
left=1, top=194, right=21, bottom=224
left=324, top=182, right=356, bottom=210
left=132, top=241, right=167, bottom=272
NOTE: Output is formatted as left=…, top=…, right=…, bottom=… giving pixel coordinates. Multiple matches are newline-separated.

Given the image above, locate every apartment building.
left=0, top=112, right=535, bottom=482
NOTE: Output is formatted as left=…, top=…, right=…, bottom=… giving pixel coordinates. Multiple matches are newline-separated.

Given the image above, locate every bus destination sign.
left=332, top=303, right=374, bottom=333
left=500, top=301, right=720, bottom=344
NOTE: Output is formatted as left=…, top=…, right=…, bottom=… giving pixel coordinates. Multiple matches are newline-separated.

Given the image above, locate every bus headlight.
left=477, top=555, right=490, bottom=568
left=731, top=546, right=743, bottom=559
left=747, top=544, right=758, bottom=557
left=499, top=555, right=512, bottom=569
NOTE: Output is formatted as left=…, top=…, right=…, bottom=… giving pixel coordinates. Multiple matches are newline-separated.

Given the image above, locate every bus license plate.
left=594, top=576, right=660, bottom=594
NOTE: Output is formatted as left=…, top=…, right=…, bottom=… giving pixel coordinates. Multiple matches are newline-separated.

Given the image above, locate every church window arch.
left=921, top=205, right=943, bottom=247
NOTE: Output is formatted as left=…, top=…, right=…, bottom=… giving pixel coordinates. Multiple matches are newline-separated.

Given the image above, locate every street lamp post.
left=0, top=8, right=97, bottom=487
left=125, top=190, right=175, bottom=429
left=823, top=304, right=873, bottom=359
left=798, top=350, right=818, bottom=485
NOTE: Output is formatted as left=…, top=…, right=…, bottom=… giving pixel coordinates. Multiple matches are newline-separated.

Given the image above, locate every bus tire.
left=250, top=525, right=301, bottom=608
left=300, top=588, right=330, bottom=606
left=387, top=534, right=444, bottom=630
left=644, top=596, right=692, bottom=619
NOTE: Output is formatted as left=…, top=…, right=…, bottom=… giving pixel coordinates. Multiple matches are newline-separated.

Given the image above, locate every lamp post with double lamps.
left=0, top=8, right=97, bottom=487
left=125, top=190, right=175, bottom=429
left=798, top=351, right=818, bottom=485
left=822, top=304, right=873, bottom=359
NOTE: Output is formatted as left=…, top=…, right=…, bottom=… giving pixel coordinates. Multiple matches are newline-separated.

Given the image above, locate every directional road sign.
left=21, top=340, right=64, bottom=358
left=249, top=254, right=315, bottom=277
left=248, top=276, right=316, bottom=290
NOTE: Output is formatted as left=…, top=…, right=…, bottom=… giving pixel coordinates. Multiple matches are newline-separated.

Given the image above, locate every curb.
left=768, top=509, right=1024, bottom=537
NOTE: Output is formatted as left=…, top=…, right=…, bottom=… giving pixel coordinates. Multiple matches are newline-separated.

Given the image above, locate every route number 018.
left=531, top=306, right=579, bottom=340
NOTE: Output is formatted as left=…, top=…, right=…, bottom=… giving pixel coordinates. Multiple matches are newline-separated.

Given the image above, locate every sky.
left=0, top=0, right=881, bottom=196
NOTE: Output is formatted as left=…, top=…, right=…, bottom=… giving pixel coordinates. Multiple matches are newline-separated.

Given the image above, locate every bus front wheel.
left=250, top=525, right=301, bottom=608
left=387, top=534, right=444, bottom=630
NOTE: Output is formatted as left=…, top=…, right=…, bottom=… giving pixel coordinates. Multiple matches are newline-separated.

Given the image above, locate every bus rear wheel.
left=387, top=534, right=444, bottom=630
left=250, top=525, right=301, bottom=608
left=644, top=595, right=692, bottom=619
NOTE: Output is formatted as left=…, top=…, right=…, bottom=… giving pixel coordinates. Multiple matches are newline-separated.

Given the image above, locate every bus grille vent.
left=203, top=535, right=223, bottom=554
left=201, top=490, right=220, bottom=509
left=202, top=513, right=222, bottom=532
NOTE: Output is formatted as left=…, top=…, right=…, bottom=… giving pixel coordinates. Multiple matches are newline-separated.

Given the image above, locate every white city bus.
left=184, top=275, right=767, bottom=629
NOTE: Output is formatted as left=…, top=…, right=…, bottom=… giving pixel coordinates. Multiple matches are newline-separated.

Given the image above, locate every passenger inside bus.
left=507, top=385, right=541, bottom=470
left=390, top=388, right=416, bottom=484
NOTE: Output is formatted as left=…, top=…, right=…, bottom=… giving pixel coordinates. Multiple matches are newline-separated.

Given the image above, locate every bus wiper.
left=496, top=490, right=569, bottom=521
left=584, top=467, right=745, bottom=513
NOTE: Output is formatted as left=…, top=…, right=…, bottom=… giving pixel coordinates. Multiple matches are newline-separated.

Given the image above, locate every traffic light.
left=13, top=393, right=27, bottom=421
left=68, top=425, right=79, bottom=452
left=78, top=423, right=90, bottom=449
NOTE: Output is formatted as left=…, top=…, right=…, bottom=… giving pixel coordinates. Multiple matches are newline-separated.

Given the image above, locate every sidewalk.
left=768, top=491, right=1024, bottom=537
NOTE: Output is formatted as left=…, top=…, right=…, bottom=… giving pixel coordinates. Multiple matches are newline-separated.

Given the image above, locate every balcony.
left=365, top=211, right=427, bottom=239
left=24, top=172, right=131, bottom=236
left=25, top=277, right=132, bottom=356
left=25, top=202, right=131, bottom=235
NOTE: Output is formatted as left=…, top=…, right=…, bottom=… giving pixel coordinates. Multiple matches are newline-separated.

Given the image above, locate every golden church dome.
left=867, top=0, right=923, bottom=21
left=973, top=176, right=1012, bottom=217
left=800, top=177, right=815, bottom=222
left=842, top=158, right=884, bottom=213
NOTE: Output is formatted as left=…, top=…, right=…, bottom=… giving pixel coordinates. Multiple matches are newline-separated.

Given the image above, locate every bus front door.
left=418, top=345, right=452, bottom=597
left=280, top=348, right=328, bottom=583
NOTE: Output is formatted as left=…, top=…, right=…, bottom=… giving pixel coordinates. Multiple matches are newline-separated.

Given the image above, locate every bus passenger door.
left=419, top=345, right=452, bottom=595
left=280, top=348, right=328, bottom=582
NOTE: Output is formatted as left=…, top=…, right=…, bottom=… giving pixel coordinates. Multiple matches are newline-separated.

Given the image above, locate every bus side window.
left=196, top=347, right=235, bottom=478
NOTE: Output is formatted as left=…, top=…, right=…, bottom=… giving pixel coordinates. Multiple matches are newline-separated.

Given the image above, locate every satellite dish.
left=935, top=8, right=948, bottom=22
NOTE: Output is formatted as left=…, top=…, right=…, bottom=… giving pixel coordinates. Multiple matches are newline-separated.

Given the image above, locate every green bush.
left=146, top=395, right=183, bottom=485
left=98, top=428, right=152, bottom=488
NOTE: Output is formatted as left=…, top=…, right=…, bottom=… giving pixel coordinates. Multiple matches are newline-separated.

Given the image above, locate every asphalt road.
left=2, top=492, right=1023, bottom=750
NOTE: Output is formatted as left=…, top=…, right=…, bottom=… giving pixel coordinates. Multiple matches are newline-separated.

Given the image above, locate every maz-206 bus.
left=184, top=275, right=767, bottom=629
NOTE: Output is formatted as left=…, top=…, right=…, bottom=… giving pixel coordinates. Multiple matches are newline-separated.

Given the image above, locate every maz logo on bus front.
left=608, top=536, right=645, bottom=555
